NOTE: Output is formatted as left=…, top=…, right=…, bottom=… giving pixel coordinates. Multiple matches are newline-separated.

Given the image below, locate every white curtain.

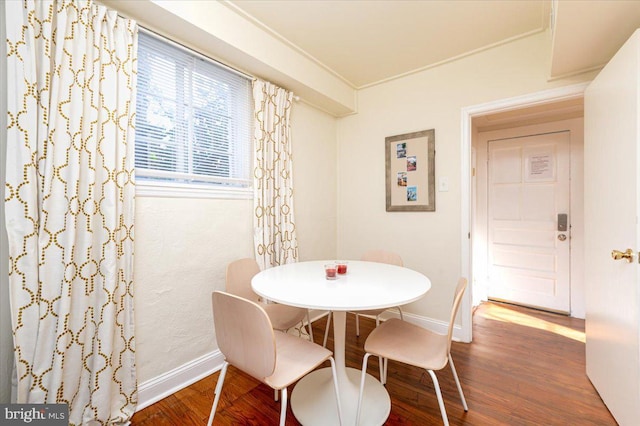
left=252, top=80, right=299, bottom=269
left=5, top=0, right=138, bottom=423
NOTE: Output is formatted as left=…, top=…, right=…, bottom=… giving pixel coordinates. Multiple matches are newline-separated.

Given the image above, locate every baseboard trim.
left=376, top=309, right=464, bottom=341
left=136, top=350, right=225, bottom=411
left=136, top=310, right=463, bottom=411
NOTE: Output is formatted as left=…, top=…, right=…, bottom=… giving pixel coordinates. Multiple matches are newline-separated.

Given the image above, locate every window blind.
left=135, top=31, right=252, bottom=188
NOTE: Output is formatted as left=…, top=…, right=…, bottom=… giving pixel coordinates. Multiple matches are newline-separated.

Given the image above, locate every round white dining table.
left=252, top=260, right=431, bottom=426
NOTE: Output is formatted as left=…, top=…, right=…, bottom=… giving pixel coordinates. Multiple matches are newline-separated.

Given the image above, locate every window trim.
left=135, top=179, right=252, bottom=199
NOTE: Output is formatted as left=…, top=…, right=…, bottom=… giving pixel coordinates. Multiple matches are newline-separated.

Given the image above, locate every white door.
left=584, top=30, right=640, bottom=425
left=487, top=132, right=571, bottom=313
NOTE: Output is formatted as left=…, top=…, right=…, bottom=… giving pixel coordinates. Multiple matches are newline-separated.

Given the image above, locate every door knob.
left=558, top=234, right=567, bottom=241
left=611, top=249, right=635, bottom=263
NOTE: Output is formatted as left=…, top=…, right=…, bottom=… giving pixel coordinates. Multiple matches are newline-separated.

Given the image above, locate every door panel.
left=584, top=29, right=640, bottom=426
left=487, top=132, right=570, bottom=313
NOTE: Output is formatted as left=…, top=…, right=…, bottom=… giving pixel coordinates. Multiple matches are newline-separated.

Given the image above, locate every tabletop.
left=251, top=260, right=431, bottom=311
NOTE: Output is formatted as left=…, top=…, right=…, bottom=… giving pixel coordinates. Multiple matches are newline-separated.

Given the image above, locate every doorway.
left=472, top=108, right=584, bottom=318
left=459, top=84, right=589, bottom=342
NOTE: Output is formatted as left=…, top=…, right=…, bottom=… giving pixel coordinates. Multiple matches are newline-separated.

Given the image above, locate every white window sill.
left=135, top=180, right=252, bottom=200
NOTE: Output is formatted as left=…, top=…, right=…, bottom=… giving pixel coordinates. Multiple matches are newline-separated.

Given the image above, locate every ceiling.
left=225, top=0, right=640, bottom=89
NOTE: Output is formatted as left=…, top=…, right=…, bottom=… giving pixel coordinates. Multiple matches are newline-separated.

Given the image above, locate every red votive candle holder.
left=336, top=261, right=348, bottom=275
left=325, top=263, right=337, bottom=280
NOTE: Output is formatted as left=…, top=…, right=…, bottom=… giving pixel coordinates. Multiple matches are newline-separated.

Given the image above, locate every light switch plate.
left=438, top=177, right=449, bottom=192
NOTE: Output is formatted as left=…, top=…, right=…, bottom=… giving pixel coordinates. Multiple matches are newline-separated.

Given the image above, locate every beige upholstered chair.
left=226, top=258, right=313, bottom=341
left=322, top=250, right=405, bottom=347
left=208, top=291, right=343, bottom=426
left=356, top=278, right=469, bottom=426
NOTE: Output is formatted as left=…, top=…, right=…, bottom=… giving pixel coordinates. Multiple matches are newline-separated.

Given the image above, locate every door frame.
left=459, top=82, right=588, bottom=342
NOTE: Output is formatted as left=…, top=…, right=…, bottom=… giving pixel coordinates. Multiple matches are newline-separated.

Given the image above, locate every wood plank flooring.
left=131, top=302, right=616, bottom=425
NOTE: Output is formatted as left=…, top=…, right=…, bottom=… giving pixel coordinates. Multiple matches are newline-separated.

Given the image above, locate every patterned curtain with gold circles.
left=4, top=0, right=138, bottom=423
left=252, top=80, right=299, bottom=269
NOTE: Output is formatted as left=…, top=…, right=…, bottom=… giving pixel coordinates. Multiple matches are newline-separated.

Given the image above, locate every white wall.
left=291, top=102, right=338, bottom=261
left=133, top=197, right=252, bottom=382
left=336, top=30, right=596, bottom=322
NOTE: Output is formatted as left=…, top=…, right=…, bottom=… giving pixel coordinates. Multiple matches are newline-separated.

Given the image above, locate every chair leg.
left=208, top=362, right=228, bottom=426
left=355, top=313, right=361, bottom=336
left=323, top=311, right=332, bottom=347
left=274, top=388, right=278, bottom=402
left=427, top=369, right=449, bottom=426
left=381, top=358, right=388, bottom=385
left=356, top=353, right=372, bottom=426
left=328, top=357, right=343, bottom=425
left=375, top=315, right=385, bottom=383
left=449, top=354, right=468, bottom=411
left=306, top=310, right=314, bottom=342
left=279, top=387, right=288, bottom=426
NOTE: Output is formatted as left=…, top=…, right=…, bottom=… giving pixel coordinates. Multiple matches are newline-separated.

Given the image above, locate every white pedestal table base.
left=290, top=310, right=390, bottom=425
left=291, top=367, right=390, bottom=426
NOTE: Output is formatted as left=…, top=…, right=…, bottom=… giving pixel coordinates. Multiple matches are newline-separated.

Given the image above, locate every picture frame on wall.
left=385, top=129, right=435, bottom=212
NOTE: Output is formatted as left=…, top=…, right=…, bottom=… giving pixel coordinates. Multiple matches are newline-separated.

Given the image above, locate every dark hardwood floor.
left=131, top=302, right=616, bottom=425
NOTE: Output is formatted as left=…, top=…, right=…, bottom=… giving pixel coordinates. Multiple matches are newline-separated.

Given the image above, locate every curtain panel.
left=252, top=80, right=299, bottom=270
left=5, top=0, right=138, bottom=423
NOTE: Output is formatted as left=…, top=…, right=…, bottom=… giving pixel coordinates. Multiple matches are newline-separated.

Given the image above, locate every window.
left=135, top=30, right=252, bottom=197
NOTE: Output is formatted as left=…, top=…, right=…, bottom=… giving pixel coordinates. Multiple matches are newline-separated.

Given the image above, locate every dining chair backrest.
left=226, top=258, right=261, bottom=302
left=356, top=277, right=470, bottom=425
left=446, top=278, right=468, bottom=353
left=361, top=249, right=403, bottom=267
left=212, top=291, right=276, bottom=381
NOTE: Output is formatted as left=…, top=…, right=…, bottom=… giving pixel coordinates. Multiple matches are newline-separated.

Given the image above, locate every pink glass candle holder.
left=336, top=261, right=348, bottom=275
left=325, top=263, right=337, bottom=280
